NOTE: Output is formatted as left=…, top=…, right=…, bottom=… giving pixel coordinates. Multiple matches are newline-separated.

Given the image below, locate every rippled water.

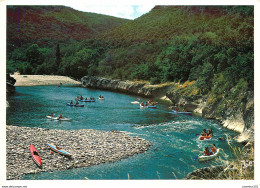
left=6, top=86, right=241, bottom=180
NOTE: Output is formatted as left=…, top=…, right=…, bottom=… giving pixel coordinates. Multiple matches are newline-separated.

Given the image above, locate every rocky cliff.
left=166, top=87, right=254, bottom=144
left=81, top=76, right=172, bottom=98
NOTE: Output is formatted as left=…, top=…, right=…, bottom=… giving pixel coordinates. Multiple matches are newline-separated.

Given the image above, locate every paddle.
left=194, top=151, right=203, bottom=160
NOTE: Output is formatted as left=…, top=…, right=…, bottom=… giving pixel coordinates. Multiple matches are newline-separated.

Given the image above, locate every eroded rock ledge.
left=81, top=76, right=172, bottom=98
left=6, top=125, right=151, bottom=180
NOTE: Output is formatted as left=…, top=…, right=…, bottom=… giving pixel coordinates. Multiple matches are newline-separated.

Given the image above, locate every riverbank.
left=6, top=125, right=151, bottom=180
left=11, top=74, right=80, bottom=86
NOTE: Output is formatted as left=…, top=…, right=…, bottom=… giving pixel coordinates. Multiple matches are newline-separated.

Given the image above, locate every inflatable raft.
left=199, top=135, right=212, bottom=140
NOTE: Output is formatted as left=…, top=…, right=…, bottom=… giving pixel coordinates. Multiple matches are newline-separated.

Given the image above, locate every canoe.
left=46, top=143, right=72, bottom=157
left=66, top=103, right=84, bottom=107
left=172, top=110, right=192, bottom=115
left=46, top=116, right=59, bottom=120
left=131, top=101, right=140, bottom=104
left=199, top=135, right=212, bottom=140
left=30, top=144, right=42, bottom=167
left=46, top=116, right=72, bottom=121
left=58, top=117, right=72, bottom=121
left=198, top=148, right=220, bottom=162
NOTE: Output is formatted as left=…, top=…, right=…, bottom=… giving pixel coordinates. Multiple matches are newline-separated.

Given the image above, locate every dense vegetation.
left=7, top=5, right=128, bottom=74
left=7, top=6, right=253, bottom=100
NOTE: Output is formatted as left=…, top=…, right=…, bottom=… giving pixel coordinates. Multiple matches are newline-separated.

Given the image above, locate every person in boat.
left=204, top=146, right=210, bottom=156
left=70, top=100, right=73, bottom=105
left=80, top=96, right=83, bottom=100
left=145, top=102, right=148, bottom=106
left=85, top=97, right=88, bottom=100
left=211, top=144, right=217, bottom=154
left=75, top=100, right=79, bottom=105
left=201, top=129, right=207, bottom=136
left=50, top=113, right=54, bottom=117
left=207, top=128, right=213, bottom=136
left=58, top=114, right=63, bottom=119
left=141, top=102, right=144, bottom=106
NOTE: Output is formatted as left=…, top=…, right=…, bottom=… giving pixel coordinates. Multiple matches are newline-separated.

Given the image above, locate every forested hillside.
left=7, top=5, right=253, bottom=98
left=7, top=5, right=129, bottom=74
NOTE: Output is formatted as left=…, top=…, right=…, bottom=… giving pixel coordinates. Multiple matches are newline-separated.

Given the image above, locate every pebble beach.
left=6, top=125, right=151, bottom=180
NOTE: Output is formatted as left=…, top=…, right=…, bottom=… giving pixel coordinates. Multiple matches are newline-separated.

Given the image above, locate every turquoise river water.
left=6, top=86, right=242, bottom=180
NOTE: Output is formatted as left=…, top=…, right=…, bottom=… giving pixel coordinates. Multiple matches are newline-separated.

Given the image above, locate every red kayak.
left=30, top=144, right=42, bottom=167
left=200, top=135, right=212, bottom=140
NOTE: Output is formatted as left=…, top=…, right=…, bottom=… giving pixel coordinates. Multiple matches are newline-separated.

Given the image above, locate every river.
left=6, top=86, right=242, bottom=180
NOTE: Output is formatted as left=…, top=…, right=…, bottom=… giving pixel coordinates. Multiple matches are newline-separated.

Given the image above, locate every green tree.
left=56, top=44, right=61, bottom=70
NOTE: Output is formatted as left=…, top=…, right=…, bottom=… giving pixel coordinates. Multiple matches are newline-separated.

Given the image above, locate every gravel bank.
left=11, top=74, right=80, bottom=86
left=6, top=125, right=151, bottom=180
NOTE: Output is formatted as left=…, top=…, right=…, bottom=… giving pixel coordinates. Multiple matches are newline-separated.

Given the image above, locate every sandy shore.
left=11, top=74, right=81, bottom=86
left=6, top=125, right=151, bottom=180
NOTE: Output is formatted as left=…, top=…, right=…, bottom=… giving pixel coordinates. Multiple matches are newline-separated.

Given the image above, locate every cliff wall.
left=81, top=76, right=172, bottom=98
left=81, top=76, right=254, bottom=143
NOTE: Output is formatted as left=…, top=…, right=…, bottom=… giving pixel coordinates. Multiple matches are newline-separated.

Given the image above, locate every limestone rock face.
left=81, top=76, right=171, bottom=98
left=166, top=88, right=254, bottom=143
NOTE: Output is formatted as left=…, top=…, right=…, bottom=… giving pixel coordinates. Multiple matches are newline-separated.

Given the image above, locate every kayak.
left=131, top=101, right=140, bottom=104
left=66, top=103, right=84, bottom=107
left=79, top=99, right=95, bottom=102
left=148, top=105, right=157, bottom=108
left=198, top=148, right=220, bottom=162
left=46, top=116, right=72, bottom=121
left=172, top=110, right=192, bottom=115
left=199, top=135, right=212, bottom=140
left=30, top=144, right=42, bottom=167
left=99, top=97, right=105, bottom=100
left=46, top=143, right=72, bottom=157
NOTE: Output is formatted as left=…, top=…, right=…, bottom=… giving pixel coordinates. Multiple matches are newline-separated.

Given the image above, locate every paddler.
left=207, top=129, right=213, bottom=136
left=204, top=147, right=210, bottom=156
left=70, top=100, right=73, bottom=105
left=211, top=144, right=217, bottom=154
left=58, top=114, right=63, bottom=119
left=141, top=102, right=144, bottom=106
left=50, top=113, right=54, bottom=117
left=201, top=129, right=207, bottom=136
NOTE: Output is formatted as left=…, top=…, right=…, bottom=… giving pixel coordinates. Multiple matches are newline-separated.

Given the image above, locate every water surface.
left=6, top=86, right=241, bottom=180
